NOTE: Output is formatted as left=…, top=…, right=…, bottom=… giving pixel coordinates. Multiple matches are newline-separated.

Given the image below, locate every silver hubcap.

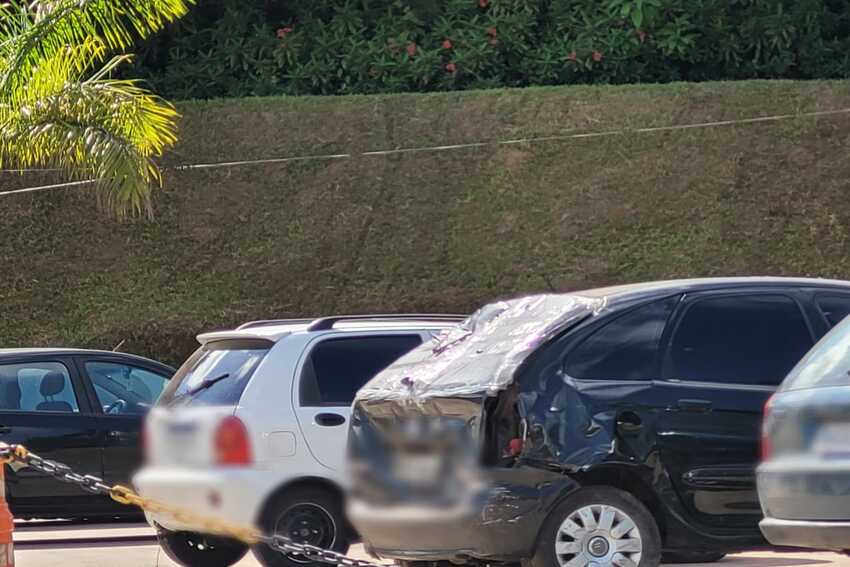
left=555, top=504, right=643, bottom=567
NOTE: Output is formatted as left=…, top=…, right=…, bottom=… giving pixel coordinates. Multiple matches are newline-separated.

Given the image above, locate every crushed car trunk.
left=353, top=293, right=624, bottom=473
left=347, top=293, right=642, bottom=562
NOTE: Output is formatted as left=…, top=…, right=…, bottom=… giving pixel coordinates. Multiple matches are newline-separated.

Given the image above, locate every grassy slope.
left=3, top=80, right=850, bottom=366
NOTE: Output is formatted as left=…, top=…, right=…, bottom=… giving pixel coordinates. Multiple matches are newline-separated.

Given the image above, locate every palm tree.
left=0, top=0, right=191, bottom=217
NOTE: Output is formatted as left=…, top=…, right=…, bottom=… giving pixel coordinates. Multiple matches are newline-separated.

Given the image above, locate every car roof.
left=0, top=348, right=175, bottom=372
left=574, top=276, right=850, bottom=306
left=197, top=314, right=467, bottom=345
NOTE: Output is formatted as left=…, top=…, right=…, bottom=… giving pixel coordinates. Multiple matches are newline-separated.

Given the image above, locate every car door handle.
left=0, top=426, right=11, bottom=435
left=315, top=413, right=346, bottom=427
left=676, top=399, right=713, bottom=413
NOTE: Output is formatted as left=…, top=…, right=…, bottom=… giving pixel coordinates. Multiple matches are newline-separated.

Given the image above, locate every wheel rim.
left=274, top=503, right=337, bottom=564
left=555, top=504, right=643, bottom=567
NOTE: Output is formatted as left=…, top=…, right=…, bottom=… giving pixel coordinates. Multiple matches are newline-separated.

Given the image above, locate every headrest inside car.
left=39, top=372, right=66, bottom=397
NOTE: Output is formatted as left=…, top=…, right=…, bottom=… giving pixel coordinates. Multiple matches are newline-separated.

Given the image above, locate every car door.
left=0, top=356, right=105, bottom=517
left=654, top=289, right=816, bottom=531
left=292, top=332, right=426, bottom=471
left=75, top=356, right=171, bottom=487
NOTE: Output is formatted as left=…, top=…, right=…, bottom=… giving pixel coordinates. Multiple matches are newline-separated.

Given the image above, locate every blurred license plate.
left=160, top=421, right=198, bottom=465
left=814, top=423, right=850, bottom=457
left=394, top=455, right=441, bottom=484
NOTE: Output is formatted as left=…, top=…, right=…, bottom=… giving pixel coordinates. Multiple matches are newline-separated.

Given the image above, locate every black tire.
left=158, top=529, right=249, bottom=567
left=528, top=486, right=662, bottom=567
left=254, top=487, right=351, bottom=567
left=661, top=552, right=726, bottom=564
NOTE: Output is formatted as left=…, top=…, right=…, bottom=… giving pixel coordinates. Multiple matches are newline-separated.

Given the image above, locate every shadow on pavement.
left=666, top=557, right=836, bottom=567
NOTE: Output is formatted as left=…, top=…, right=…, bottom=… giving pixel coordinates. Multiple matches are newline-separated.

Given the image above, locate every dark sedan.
left=758, top=315, right=850, bottom=552
left=0, top=348, right=173, bottom=519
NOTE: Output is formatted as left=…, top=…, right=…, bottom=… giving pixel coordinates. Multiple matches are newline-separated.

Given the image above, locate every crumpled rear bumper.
left=349, top=469, right=578, bottom=563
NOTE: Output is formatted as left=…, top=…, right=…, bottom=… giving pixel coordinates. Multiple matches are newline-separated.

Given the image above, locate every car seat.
left=36, top=372, right=73, bottom=412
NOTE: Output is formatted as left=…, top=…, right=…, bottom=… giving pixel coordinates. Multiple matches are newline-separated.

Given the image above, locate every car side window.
left=564, top=296, right=678, bottom=380
left=300, top=335, right=422, bottom=406
left=669, top=294, right=813, bottom=387
left=0, top=362, right=79, bottom=413
left=85, top=361, right=169, bottom=415
left=815, top=294, right=850, bottom=327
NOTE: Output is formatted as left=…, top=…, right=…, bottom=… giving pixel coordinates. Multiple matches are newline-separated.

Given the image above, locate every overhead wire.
left=2, top=106, right=850, bottom=198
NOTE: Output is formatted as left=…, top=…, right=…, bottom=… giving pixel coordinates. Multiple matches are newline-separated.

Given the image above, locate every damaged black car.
left=347, top=277, right=850, bottom=567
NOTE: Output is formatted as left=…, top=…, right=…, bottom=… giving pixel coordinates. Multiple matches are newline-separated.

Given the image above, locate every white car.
left=134, top=314, right=463, bottom=567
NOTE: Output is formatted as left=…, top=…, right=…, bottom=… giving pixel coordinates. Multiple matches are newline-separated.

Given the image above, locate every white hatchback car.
left=134, top=314, right=463, bottom=567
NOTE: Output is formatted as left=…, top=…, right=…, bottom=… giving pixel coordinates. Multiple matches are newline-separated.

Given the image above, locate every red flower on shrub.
left=486, top=26, right=497, bottom=37
left=406, top=43, right=417, bottom=57
left=276, top=27, right=293, bottom=39
left=446, top=62, right=457, bottom=73
left=442, top=39, right=453, bottom=49
left=478, top=0, right=489, bottom=8
left=567, top=51, right=577, bottom=61
left=592, top=50, right=604, bottom=62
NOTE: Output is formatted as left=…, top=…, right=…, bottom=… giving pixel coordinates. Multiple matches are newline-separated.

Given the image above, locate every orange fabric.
left=0, top=466, right=15, bottom=567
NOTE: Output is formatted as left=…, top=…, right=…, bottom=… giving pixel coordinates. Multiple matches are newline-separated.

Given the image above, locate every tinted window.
left=0, top=362, right=79, bottom=412
left=300, top=335, right=422, bottom=406
left=670, top=294, right=812, bottom=386
left=158, top=339, right=271, bottom=407
left=86, top=362, right=169, bottom=415
left=565, top=297, right=678, bottom=380
left=782, top=315, right=850, bottom=391
left=816, top=295, right=850, bottom=327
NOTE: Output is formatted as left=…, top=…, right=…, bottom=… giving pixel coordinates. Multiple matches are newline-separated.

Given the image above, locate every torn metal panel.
left=515, top=345, right=656, bottom=470
left=356, top=294, right=606, bottom=402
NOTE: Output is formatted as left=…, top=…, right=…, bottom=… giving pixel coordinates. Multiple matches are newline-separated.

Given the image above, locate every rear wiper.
left=186, top=373, right=231, bottom=396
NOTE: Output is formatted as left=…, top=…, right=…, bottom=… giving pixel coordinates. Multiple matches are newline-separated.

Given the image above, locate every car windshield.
left=158, top=338, right=272, bottom=407
left=781, top=316, right=850, bottom=392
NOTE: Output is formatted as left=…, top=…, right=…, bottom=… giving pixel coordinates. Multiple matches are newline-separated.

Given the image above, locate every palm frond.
left=15, top=36, right=107, bottom=104
left=0, top=0, right=192, bottom=100
left=0, top=73, right=179, bottom=218
left=0, top=0, right=190, bottom=216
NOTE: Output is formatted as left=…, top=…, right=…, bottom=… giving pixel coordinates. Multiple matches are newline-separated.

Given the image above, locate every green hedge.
left=130, top=0, right=850, bottom=99
left=3, top=80, right=850, bottom=365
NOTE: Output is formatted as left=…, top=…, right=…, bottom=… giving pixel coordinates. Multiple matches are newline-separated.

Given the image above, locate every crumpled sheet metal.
left=356, top=294, right=606, bottom=402
left=518, top=373, right=621, bottom=471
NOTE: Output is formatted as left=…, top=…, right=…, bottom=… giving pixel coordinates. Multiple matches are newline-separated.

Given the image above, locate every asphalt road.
left=11, top=522, right=850, bottom=567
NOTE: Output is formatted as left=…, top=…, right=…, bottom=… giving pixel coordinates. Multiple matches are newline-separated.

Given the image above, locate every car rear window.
left=158, top=339, right=272, bottom=407
left=781, top=317, right=850, bottom=392
left=300, top=335, right=422, bottom=406
left=564, top=296, right=678, bottom=381
left=816, top=294, right=850, bottom=327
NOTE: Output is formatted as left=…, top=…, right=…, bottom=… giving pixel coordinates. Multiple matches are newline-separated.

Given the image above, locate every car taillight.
left=761, top=394, right=775, bottom=462
left=215, top=416, right=252, bottom=466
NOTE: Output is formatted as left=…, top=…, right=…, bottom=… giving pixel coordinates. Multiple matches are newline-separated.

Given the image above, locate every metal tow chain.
left=0, top=443, right=383, bottom=567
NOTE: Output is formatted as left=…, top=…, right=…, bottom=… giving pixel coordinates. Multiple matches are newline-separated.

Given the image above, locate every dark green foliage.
left=127, top=0, right=850, bottom=99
